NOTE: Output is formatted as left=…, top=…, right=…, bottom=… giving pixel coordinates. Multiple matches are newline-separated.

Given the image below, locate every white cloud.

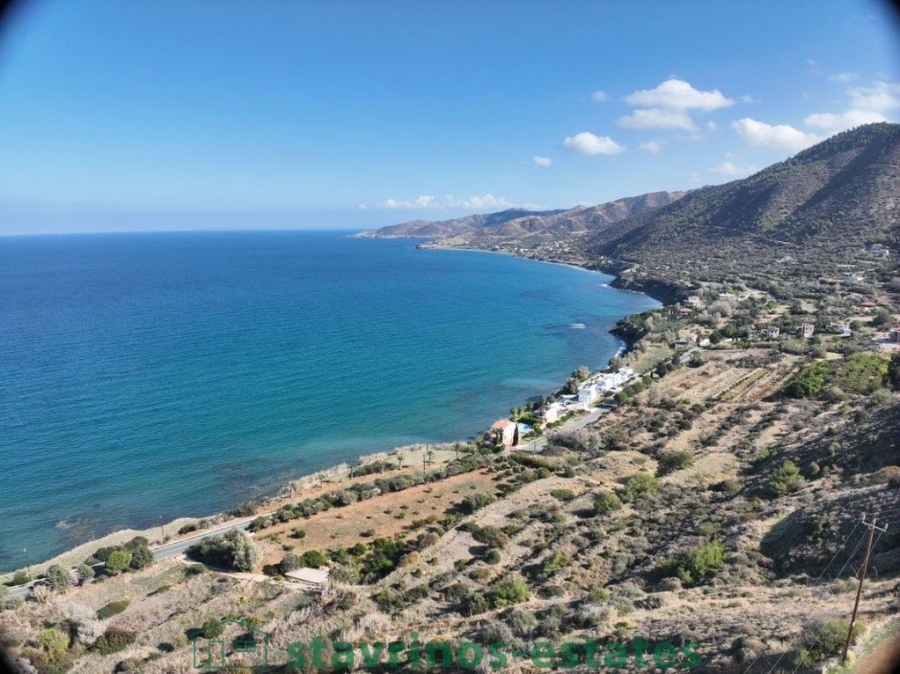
left=706, top=121, right=719, bottom=131
left=376, top=194, right=514, bottom=210
left=741, top=95, right=761, bottom=104
left=731, top=118, right=820, bottom=152
left=624, top=79, right=735, bottom=111
left=846, top=81, right=900, bottom=113
left=804, top=109, right=887, bottom=134
left=638, top=141, right=663, bottom=154
left=591, top=91, right=609, bottom=102
left=802, top=81, right=899, bottom=134
left=532, top=156, right=553, bottom=167
left=445, top=194, right=513, bottom=209
left=617, top=108, right=695, bottom=130
left=710, top=161, right=759, bottom=177
left=829, top=72, right=859, bottom=83
left=563, top=132, right=625, bottom=155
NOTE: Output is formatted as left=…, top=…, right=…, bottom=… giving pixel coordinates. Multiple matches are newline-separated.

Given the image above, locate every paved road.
left=6, top=516, right=254, bottom=601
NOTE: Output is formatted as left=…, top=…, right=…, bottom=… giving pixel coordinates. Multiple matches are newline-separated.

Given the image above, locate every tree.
left=424, top=448, right=435, bottom=467
left=105, top=550, right=132, bottom=574
left=189, top=530, right=260, bottom=572
left=129, top=545, right=155, bottom=570
left=45, top=564, right=70, bottom=593
left=76, top=563, right=95, bottom=585
left=765, top=461, right=805, bottom=498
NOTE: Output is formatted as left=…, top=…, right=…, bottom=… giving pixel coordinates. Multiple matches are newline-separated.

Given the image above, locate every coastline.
left=1, top=241, right=670, bottom=582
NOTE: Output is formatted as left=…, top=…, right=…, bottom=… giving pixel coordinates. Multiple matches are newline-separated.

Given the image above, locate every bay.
left=0, top=229, right=658, bottom=569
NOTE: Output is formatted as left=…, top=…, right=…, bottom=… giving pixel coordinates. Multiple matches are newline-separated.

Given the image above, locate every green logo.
left=191, top=618, right=271, bottom=670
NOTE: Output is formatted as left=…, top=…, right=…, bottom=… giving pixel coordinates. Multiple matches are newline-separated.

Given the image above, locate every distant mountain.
left=583, top=123, right=900, bottom=286
left=356, top=191, right=685, bottom=244
left=354, top=208, right=570, bottom=239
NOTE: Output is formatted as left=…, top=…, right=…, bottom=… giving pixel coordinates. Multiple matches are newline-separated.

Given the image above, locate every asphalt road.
left=6, top=517, right=253, bottom=601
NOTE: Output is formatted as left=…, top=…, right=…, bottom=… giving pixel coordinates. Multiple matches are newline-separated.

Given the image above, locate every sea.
left=0, top=230, right=659, bottom=571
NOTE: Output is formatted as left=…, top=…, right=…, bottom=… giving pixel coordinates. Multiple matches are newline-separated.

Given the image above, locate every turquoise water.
left=0, top=230, right=658, bottom=570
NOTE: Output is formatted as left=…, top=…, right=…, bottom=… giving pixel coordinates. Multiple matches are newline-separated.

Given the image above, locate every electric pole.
left=841, top=516, right=889, bottom=664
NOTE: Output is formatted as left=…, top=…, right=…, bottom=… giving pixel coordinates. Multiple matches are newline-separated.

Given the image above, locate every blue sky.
left=0, top=0, right=898, bottom=234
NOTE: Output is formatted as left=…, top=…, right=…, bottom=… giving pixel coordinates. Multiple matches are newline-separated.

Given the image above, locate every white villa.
left=828, top=320, right=852, bottom=337
left=577, top=367, right=634, bottom=408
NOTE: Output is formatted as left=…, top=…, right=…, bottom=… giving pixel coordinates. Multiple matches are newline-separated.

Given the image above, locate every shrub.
left=291, top=528, right=307, bottom=539
left=91, top=628, right=138, bottom=655
left=279, top=553, right=301, bottom=575
left=105, top=550, right=133, bottom=574
left=623, top=473, right=659, bottom=501
left=187, top=530, right=260, bottom=572
left=230, top=501, right=258, bottom=517
left=178, top=523, right=198, bottom=535
left=594, top=491, right=622, bottom=515
left=300, top=550, right=328, bottom=569
left=460, top=492, right=497, bottom=514
left=792, top=618, right=863, bottom=669
left=76, top=563, right=95, bottom=584
left=664, top=540, right=725, bottom=586
left=656, top=450, right=694, bottom=476
left=540, top=551, right=569, bottom=578
left=488, top=574, right=530, bottom=608
left=12, top=570, right=30, bottom=585
left=129, top=545, right=155, bottom=570
left=471, top=526, right=510, bottom=549
left=550, top=488, right=576, bottom=502
left=45, top=565, right=70, bottom=593
left=97, top=600, right=130, bottom=620
left=485, top=549, right=502, bottom=565
left=765, top=461, right=805, bottom=498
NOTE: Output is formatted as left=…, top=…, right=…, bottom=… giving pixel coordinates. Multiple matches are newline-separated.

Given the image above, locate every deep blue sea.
left=0, top=230, right=658, bottom=570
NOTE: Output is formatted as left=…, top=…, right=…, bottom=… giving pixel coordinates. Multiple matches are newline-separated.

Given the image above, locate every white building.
left=577, top=367, right=634, bottom=408
left=537, top=401, right=564, bottom=424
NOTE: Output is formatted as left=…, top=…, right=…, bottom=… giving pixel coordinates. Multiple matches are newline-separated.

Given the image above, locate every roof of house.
left=491, top=419, right=513, bottom=429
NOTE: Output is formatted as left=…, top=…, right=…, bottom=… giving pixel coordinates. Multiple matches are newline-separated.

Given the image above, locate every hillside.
left=354, top=208, right=572, bottom=239
left=583, top=123, right=900, bottom=291
left=357, top=192, right=685, bottom=249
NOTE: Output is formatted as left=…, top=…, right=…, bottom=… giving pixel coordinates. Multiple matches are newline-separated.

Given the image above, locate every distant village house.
left=800, top=323, right=815, bottom=339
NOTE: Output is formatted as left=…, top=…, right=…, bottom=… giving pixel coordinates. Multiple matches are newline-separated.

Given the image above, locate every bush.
left=471, top=526, right=510, bottom=549
left=765, top=461, right=805, bottom=498
left=550, top=488, right=576, bottom=502
left=488, top=574, right=530, bottom=608
left=623, top=473, right=659, bottom=501
left=485, top=549, right=502, bottom=565
left=97, top=600, right=130, bottom=620
left=792, top=618, right=863, bottom=669
left=105, top=550, right=133, bottom=574
left=12, top=570, right=30, bottom=585
left=540, top=551, right=569, bottom=577
left=45, top=565, right=70, bottom=593
left=187, top=530, right=260, bottom=571
left=129, top=546, right=155, bottom=570
left=594, top=491, right=622, bottom=515
left=300, top=550, right=328, bottom=569
left=291, top=527, right=307, bottom=540
left=178, top=523, right=199, bottom=535
left=91, top=628, right=138, bottom=655
left=656, top=450, right=694, bottom=476
left=76, top=563, right=95, bottom=584
left=664, top=540, right=725, bottom=586
left=460, top=492, right=497, bottom=514
left=279, top=553, right=301, bottom=575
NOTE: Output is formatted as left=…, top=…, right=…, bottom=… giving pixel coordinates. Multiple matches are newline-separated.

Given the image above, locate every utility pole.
left=842, top=516, right=889, bottom=664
